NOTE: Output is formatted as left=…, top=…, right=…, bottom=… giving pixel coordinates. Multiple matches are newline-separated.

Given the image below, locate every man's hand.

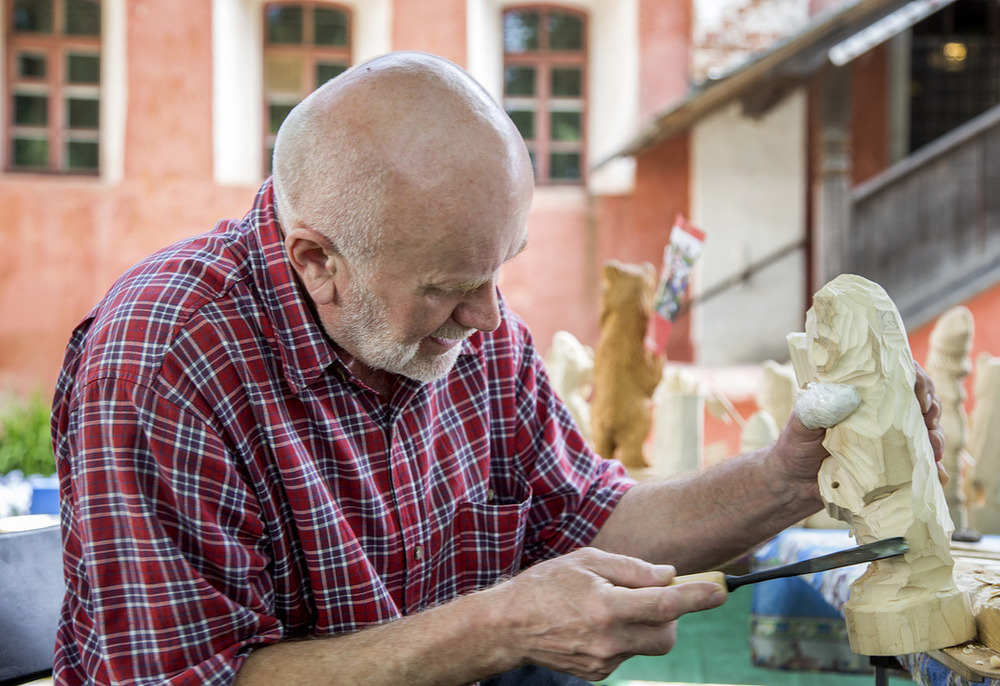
left=915, top=362, right=947, bottom=484
left=778, top=361, right=947, bottom=499
left=486, top=547, right=725, bottom=682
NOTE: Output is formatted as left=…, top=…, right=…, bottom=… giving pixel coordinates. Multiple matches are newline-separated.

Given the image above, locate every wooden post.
left=812, top=66, right=853, bottom=291
left=650, top=365, right=704, bottom=478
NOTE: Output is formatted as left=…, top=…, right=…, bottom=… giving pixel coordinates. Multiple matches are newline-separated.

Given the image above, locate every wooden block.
left=954, top=556, right=1000, bottom=654
left=544, top=330, right=595, bottom=443
left=933, top=643, right=1000, bottom=682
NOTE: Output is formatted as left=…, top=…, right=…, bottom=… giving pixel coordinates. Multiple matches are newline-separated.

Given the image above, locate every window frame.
left=4, top=0, right=102, bottom=175
left=502, top=4, right=588, bottom=186
left=261, top=0, right=352, bottom=176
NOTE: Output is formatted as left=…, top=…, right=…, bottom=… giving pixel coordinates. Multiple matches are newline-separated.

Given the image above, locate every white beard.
left=336, top=278, right=473, bottom=383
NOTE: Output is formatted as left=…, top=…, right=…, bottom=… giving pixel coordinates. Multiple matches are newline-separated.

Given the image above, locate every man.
left=52, top=52, right=943, bottom=685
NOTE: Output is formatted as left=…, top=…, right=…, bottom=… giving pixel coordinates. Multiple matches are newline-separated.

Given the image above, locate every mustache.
left=430, top=325, right=475, bottom=341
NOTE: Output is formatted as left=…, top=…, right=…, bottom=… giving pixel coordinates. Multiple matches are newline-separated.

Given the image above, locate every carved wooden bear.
left=591, top=260, right=662, bottom=471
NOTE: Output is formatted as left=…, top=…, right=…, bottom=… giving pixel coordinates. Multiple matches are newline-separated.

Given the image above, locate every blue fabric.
left=750, top=576, right=845, bottom=619
left=899, top=652, right=1000, bottom=686
left=748, top=528, right=871, bottom=673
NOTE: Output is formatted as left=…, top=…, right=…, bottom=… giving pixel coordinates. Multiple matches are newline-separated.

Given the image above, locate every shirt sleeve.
left=55, top=374, right=282, bottom=684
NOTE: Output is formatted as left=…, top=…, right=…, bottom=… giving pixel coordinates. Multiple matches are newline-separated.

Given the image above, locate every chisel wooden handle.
left=669, top=571, right=728, bottom=594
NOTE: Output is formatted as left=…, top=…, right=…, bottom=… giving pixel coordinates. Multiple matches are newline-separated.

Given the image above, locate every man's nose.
left=454, top=284, right=502, bottom=333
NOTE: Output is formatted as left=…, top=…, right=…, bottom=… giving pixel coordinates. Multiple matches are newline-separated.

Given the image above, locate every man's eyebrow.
left=452, top=276, right=495, bottom=293
left=423, top=237, right=529, bottom=294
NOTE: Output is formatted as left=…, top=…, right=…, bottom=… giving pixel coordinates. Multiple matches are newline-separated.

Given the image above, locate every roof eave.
left=599, top=0, right=914, bottom=167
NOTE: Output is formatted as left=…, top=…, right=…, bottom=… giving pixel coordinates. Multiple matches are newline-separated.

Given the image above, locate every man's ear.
left=285, top=227, right=346, bottom=305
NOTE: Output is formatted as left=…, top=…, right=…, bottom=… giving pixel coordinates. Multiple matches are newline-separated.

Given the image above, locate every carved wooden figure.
left=953, top=556, right=1000, bottom=655
left=740, top=361, right=793, bottom=468
left=544, top=330, right=595, bottom=444
left=787, top=274, right=975, bottom=655
left=925, top=306, right=974, bottom=531
left=739, top=411, right=778, bottom=453
left=591, top=260, right=663, bottom=471
left=967, top=354, right=1000, bottom=535
left=756, top=360, right=798, bottom=428
left=650, top=365, right=703, bottom=478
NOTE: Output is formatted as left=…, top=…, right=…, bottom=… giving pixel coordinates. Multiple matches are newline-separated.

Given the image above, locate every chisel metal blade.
left=724, top=536, right=909, bottom=591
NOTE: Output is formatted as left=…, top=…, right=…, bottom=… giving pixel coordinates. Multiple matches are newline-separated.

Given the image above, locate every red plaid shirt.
left=51, top=181, right=633, bottom=684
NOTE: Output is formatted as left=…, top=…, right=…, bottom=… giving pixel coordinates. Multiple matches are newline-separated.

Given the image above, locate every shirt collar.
left=246, top=179, right=341, bottom=392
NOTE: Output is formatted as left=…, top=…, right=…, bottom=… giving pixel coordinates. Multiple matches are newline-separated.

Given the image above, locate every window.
left=908, top=0, right=1000, bottom=152
left=5, top=0, right=101, bottom=174
left=262, top=1, right=351, bottom=175
left=502, top=6, right=586, bottom=185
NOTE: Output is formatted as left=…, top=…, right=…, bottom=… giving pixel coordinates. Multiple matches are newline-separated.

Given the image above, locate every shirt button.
left=486, top=489, right=495, bottom=502
left=413, top=545, right=424, bottom=561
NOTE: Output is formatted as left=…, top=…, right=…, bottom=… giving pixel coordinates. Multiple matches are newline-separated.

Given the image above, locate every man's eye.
left=423, top=279, right=492, bottom=297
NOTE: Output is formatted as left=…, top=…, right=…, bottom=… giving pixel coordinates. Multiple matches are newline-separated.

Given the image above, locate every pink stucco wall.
left=638, top=0, right=693, bottom=121
left=501, top=0, right=697, bottom=357
left=392, top=0, right=467, bottom=65
left=0, top=2, right=257, bottom=396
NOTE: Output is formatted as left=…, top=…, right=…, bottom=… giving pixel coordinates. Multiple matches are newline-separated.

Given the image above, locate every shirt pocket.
left=452, top=495, right=530, bottom=591
left=420, top=486, right=532, bottom=609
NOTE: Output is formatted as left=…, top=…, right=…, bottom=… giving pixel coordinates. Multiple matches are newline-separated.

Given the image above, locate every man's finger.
left=610, top=620, right=679, bottom=658
left=914, top=362, right=937, bottom=413
left=937, top=461, right=950, bottom=488
left=924, top=395, right=942, bottom=430
left=608, top=581, right=725, bottom=625
left=577, top=547, right=678, bottom=589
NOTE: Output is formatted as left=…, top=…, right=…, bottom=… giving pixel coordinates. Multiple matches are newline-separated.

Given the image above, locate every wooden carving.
left=544, top=330, right=595, bottom=444
left=967, top=354, right=1000, bottom=535
left=740, top=360, right=793, bottom=467
left=787, top=274, right=975, bottom=655
left=591, top=260, right=662, bottom=471
left=953, top=555, right=1000, bottom=656
left=739, top=410, right=778, bottom=453
left=925, top=306, right=975, bottom=532
left=756, top=360, right=798, bottom=428
left=649, top=365, right=703, bottom=479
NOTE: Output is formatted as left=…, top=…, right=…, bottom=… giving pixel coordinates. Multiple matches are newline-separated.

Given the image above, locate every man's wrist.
left=465, top=580, right=528, bottom=677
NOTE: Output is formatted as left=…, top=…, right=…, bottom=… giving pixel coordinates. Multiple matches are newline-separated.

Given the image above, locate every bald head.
left=272, top=52, right=533, bottom=268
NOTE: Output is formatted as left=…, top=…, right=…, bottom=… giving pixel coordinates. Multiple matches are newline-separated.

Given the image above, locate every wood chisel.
left=670, top=536, right=909, bottom=595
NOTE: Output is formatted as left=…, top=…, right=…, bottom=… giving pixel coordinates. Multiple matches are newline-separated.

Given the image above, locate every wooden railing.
left=848, top=104, right=1000, bottom=328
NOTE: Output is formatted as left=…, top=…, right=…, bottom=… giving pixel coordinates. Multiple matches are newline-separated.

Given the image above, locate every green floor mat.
left=596, top=588, right=912, bottom=685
